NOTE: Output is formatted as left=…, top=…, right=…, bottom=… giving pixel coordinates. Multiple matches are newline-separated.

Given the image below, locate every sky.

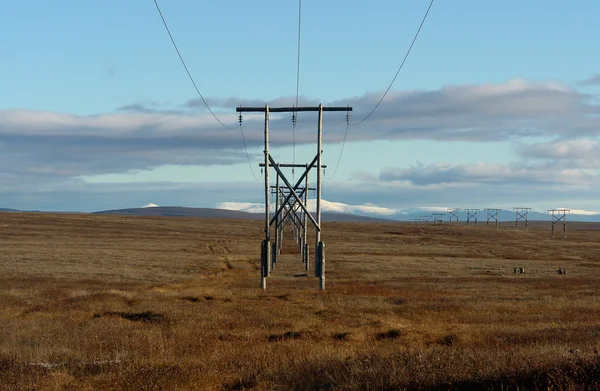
left=1, top=0, right=600, bottom=213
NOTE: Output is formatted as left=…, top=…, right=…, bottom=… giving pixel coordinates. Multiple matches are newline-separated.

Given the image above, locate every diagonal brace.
left=270, top=154, right=318, bottom=227
left=269, top=155, right=320, bottom=231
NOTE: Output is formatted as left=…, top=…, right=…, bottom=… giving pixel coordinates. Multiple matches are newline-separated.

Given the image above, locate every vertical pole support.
left=264, top=104, right=271, bottom=283
left=315, top=104, right=323, bottom=280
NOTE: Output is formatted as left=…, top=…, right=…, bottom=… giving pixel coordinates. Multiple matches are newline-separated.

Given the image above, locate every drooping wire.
left=152, top=0, right=231, bottom=129
left=238, top=113, right=260, bottom=180
left=154, top=0, right=262, bottom=180
left=325, top=109, right=351, bottom=180
left=291, top=111, right=297, bottom=179
left=295, top=0, right=302, bottom=110
left=292, top=0, right=302, bottom=179
left=351, top=0, right=435, bottom=126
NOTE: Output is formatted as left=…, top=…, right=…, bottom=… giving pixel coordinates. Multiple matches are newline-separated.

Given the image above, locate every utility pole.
left=514, top=207, right=532, bottom=230
left=237, top=104, right=351, bottom=290
left=465, top=209, right=480, bottom=226
left=432, top=213, right=444, bottom=225
left=262, top=106, right=270, bottom=289
left=273, top=167, right=280, bottom=269
left=485, top=208, right=501, bottom=229
left=316, top=105, right=324, bottom=289
left=447, top=208, right=460, bottom=225
left=303, top=165, right=309, bottom=271
left=549, top=208, right=570, bottom=238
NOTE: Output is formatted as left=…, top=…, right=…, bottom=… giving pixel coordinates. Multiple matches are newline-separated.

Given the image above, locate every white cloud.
left=519, top=139, right=600, bottom=161
left=379, top=161, right=598, bottom=187
left=142, top=203, right=158, bottom=208
left=552, top=208, right=599, bottom=216
left=578, top=74, right=600, bottom=87
left=216, top=199, right=398, bottom=216
left=2, top=78, right=600, bottom=212
left=414, top=206, right=451, bottom=212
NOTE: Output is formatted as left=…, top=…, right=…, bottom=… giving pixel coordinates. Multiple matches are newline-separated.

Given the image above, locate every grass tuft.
left=97, top=311, right=165, bottom=323
left=332, top=332, right=351, bottom=341
left=438, top=333, right=459, bottom=346
left=267, top=331, right=302, bottom=342
left=375, top=329, right=403, bottom=341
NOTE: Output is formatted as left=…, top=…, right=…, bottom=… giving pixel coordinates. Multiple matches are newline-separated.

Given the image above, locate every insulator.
left=291, top=113, right=296, bottom=126
left=346, top=112, right=350, bottom=124
left=238, top=114, right=243, bottom=124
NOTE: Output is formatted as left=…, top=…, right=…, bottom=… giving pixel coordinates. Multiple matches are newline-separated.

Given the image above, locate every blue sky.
left=1, top=0, right=600, bottom=213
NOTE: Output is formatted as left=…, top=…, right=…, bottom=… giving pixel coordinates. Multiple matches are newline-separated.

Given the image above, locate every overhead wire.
left=325, top=0, right=435, bottom=180
left=292, top=0, right=302, bottom=179
left=152, top=0, right=259, bottom=179
left=238, top=114, right=260, bottom=180
left=351, top=0, right=435, bottom=126
left=325, top=111, right=351, bottom=180
left=152, top=0, right=231, bottom=129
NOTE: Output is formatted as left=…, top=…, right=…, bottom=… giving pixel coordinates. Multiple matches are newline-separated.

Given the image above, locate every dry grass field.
left=1, top=212, right=600, bottom=390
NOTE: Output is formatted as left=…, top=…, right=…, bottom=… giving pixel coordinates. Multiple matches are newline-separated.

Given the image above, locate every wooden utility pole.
left=447, top=208, right=461, bottom=225
left=303, top=166, right=309, bottom=271
left=549, top=208, right=570, bottom=238
left=485, top=208, right=501, bottom=229
left=237, top=104, right=351, bottom=290
left=465, top=209, right=480, bottom=226
left=432, top=213, right=444, bottom=225
left=262, top=106, right=270, bottom=289
left=316, top=106, right=324, bottom=289
left=274, top=168, right=280, bottom=269
left=514, top=207, right=532, bottom=230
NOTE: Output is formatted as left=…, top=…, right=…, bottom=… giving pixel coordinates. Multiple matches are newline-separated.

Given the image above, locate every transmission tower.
left=237, top=104, right=351, bottom=290
left=549, top=208, right=570, bottom=238
left=485, top=208, right=501, bottom=229
left=432, top=213, right=444, bottom=225
left=465, top=209, right=480, bottom=226
left=514, top=207, right=532, bottom=230
left=447, top=208, right=460, bottom=225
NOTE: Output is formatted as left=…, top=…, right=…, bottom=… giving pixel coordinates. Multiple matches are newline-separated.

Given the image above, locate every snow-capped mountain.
left=216, top=200, right=600, bottom=222
left=216, top=200, right=397, bottom=216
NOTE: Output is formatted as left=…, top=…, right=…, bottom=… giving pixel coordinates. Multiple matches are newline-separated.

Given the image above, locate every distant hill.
left=5, top=204, right=598, bottom=223
left=92, top=206, right=391, bottom=223
left=321, top=212, right=392, bottom=223
left=92, top=206, right=262, bottom=220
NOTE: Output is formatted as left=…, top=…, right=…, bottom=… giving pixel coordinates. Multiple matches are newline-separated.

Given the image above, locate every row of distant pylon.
left=410, top=207, right=571, bottom=238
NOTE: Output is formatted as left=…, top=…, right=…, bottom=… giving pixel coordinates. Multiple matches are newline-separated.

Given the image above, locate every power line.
left=295, top=0, right=302, bottom=110
left=152, top=0, right=231, bottom=129
left=153, top=0, right=259, bottom=180
left=238, top=116, right=260, bottom=180
left=325, top=121, right=350, bottom=180
left=292, top=0, right=302, bottom=177
left=351, top=0, right=435, bottom=126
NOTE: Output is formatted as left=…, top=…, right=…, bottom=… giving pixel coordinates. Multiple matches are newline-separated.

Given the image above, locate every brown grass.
left=1, top=212, right=600, bottom=390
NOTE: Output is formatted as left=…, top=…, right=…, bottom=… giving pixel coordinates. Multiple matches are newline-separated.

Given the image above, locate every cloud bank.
left=2, top=77, right=600, bottom=211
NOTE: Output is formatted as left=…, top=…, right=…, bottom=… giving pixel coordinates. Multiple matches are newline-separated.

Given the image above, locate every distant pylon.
left=549, top=208, right=570, bottom=238
left=514, top=207, right=531, bottom=230
left=447, top=208, right=460, bottom=225
left=485, top=208, right=501, bottom=229
left=465, top=209, right=480, bottom=226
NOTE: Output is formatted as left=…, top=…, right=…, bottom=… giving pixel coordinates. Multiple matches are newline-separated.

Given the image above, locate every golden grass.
left=1, top=212, right=600, bottom=390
